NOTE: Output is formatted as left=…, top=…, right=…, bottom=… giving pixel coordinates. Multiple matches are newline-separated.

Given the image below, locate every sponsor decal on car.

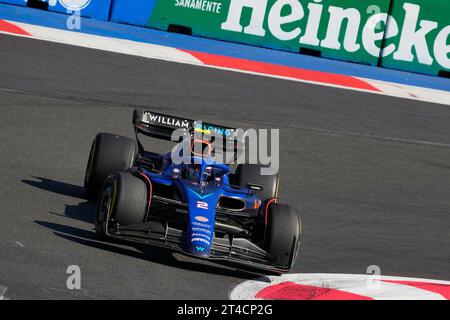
left=192, top=227, right=212, bottom=234
left=195, top=246, right=206, bottom=252
left=196, top=201, right=209, bottom=210
left=192, top=233, right=211, bottom=240
left=143, top=112, right=190, bottom=129
left=194, top=121, right=234, bottom=137
left=191, top=238, right=211, bottom=245
left=195, top=215, right=209, bottom=222
left=192, top=221, right=211, bottom=228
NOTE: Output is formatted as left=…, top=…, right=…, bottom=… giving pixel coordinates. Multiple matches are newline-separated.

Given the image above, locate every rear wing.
left=133, top=109, right=194, bottom=141
left=132, top=109, right=243, bottom=158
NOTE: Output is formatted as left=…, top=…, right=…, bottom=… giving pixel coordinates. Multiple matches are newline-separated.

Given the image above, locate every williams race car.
left=84, top=110, right=301, bottom=274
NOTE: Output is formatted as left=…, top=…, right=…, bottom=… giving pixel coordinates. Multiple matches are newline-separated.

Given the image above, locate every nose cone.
left=185, top=185, right=219, bottom=257
left=188, top=201, right=215, bottom=257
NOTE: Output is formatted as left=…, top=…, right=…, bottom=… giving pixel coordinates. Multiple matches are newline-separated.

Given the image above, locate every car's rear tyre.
left=234, top=164, right=279, bottom=201
left=266, top=203, right=301, bottom=269
left=84, top=133, right=137, bottom=199
left=96, top=172, right=148, bottom=240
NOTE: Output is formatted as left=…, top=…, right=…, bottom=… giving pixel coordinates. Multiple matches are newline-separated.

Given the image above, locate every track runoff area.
left=0, top=6, right=449, bottom=304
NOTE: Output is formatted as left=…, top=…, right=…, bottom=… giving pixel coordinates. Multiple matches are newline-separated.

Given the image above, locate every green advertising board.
left=148, top=0, right=391, bottom=66
left=146, top=0, right=450, bottom=76
left=380, top=0, right=450, bottom=76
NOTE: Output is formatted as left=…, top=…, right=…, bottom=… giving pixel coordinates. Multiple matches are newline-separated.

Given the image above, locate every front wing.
left=103, top=217, right=291, bottom=274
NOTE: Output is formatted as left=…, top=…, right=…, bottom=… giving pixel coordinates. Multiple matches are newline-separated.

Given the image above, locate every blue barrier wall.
left=46, top=0, right=112, bottom=21
left=0, top=0, right=112, bottom=20
left=0, top=0, right=25, bottom=6
left=109, top=0, right=157, bottom=27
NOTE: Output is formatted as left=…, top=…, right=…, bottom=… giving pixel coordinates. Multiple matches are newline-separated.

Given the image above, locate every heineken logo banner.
left=147, top=0, right=450, bottom=76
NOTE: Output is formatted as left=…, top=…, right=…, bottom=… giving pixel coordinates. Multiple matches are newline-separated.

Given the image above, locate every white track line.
left=363, top=78, right=450, bottom=106
left=1, top=22, right=202, bottom=65
left=14, top=241, right=24, bottom=247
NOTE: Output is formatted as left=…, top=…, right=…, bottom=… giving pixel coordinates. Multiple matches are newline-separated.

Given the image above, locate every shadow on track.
left=22, top=176, right=94, bottom=223
left=35, top=220, right=258, bottom=279
left=23, top=176, right=86, bottom=199
left=26, top=177, right=259, bottom=279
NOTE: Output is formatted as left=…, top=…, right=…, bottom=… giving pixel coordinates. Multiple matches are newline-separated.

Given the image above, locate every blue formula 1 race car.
left=84, top=110, right=301, bottom=274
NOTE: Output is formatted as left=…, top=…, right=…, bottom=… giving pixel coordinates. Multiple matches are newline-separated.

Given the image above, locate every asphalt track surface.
left=0, top=34, right=449, bottom=299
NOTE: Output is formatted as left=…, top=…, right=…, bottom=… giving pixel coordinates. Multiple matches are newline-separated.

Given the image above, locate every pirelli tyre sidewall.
left=95, top=175, right=116, bottom=240
left=266, top=203, right=301, bottom=270
left=84, top=133, right=137, bottom=199
left=96, top=172, right=148, bottom=239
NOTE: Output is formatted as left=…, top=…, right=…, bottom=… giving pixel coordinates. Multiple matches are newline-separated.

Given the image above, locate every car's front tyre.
left=95, top=172, right=148, bottom=240
left=84, top=133, right=137, bottom=199
left=265, top=203, right=302, bottom=270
